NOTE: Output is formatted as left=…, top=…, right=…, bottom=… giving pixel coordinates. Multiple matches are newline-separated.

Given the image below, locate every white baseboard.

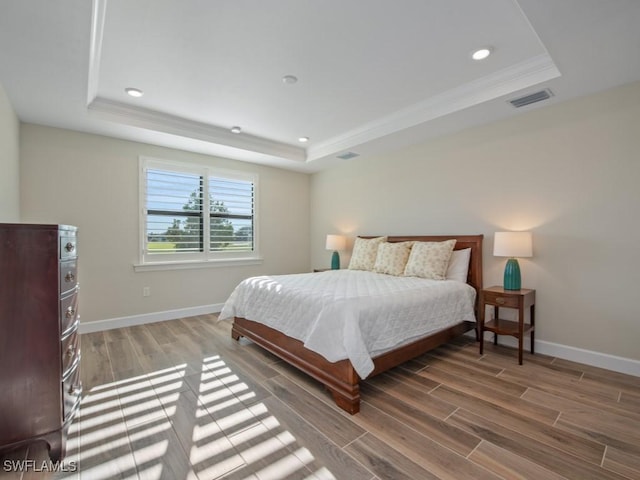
left=473, top=331, right=640, bottom=377
left=79, top=303, right=224, bottom=334
left=80, top=307, right=639, bottom=378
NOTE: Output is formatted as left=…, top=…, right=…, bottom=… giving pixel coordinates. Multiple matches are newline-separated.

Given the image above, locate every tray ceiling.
left=1, top=0, right=640, bottom=171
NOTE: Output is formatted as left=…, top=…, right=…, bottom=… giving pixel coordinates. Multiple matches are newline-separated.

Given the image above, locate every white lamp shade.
left=493, top=231, right=532, bottom=258
left=325, top=234, right=346, bottom=251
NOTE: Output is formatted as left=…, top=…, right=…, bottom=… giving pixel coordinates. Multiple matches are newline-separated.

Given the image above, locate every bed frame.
left=231, top=234, right=483, bottom=414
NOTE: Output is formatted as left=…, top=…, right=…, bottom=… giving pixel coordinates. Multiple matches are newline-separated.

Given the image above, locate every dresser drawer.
left=59, top=234, right=77, bottom=260
left=62, top=361, right=81, bottom=423
left=61, top=321, right=80, bottom=377
left=60, top=292, right=79, bottom=335
left=59, top=259, right=78, bottom=296
left=482, top=291, right=520, bottom=308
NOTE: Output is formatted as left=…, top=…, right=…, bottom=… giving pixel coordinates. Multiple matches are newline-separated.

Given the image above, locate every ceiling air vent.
left=336, top=151, right=360, bottom=160
left=509, top=89, right=554, bottom=108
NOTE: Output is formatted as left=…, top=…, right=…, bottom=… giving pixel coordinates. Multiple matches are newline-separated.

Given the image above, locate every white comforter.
left=219, top=270, right=476, bottom=378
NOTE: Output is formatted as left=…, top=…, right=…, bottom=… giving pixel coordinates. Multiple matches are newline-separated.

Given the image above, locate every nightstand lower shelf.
left=483, top=318, right=533, bottom=338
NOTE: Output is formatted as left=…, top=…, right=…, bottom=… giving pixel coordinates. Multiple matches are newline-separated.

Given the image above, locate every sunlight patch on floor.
left=67, top=352, right=337, bottom=479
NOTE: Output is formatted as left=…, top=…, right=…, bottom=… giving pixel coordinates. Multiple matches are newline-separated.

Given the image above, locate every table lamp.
left=493, top=231, right=532, bottom=290
left=325, top=234, right=346, bottom=270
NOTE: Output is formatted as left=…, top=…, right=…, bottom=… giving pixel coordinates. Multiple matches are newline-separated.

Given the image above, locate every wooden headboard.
left=363, top=235, right=484, bottom=310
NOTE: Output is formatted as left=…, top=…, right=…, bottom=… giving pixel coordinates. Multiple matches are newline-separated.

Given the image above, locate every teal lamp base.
left=503, top=258, right=521, bottom=290
left=331, top=251, right=340, bottom=270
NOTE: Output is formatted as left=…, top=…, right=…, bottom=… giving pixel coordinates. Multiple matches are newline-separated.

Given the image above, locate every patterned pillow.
left=404, top=239, right=456, bottom=280
left=348, top=236, right=387, bottom=271
left=373, top=242, right=412, bottom=276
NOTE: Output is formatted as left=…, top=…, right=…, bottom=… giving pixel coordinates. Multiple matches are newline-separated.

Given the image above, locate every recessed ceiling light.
left=298, top=136, right=309, bottom=143
left=125, top=87, right=144, bottom=97
left=230, top=126, right=242, bottom=134
left=471, top=48, right=492, bottom=61
left=282, top=75, right=298, bottom=84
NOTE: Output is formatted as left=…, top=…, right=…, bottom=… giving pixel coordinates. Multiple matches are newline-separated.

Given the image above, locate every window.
left=138, top=157, right=259, bottom=268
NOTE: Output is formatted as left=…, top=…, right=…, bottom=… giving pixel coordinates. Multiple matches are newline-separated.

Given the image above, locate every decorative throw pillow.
left=446, top=248, right=471, bottom=283
left=373, top=242, right=412, bottom=276
left=404, top=239, right=456, bottom=280
left=348, top=236, right=387, bottom=271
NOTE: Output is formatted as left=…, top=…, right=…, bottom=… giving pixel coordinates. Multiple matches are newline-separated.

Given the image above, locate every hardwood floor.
left=1, top=314, right=638, bottom=479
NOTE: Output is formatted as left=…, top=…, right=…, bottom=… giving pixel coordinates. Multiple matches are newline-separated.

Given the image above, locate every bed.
left=222, top=235, right=483, bottom=414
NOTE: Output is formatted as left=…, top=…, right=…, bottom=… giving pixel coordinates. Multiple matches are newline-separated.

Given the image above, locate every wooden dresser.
left=0, top=223, right=81, bottom=461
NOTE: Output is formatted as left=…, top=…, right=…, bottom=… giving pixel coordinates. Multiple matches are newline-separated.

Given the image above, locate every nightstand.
left=478, top=286, right=536, bottom=365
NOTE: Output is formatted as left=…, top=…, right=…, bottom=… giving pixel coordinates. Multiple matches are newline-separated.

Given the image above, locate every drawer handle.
left=496, top=297, right=506, bottom=304
left=66, top=345, right=76, bottom=357
left=65, top=242, right=75, bottom=252
left=68, top=382, right=82, bottom=396
left=65, top=272, right=75, bottom=282
left=65, top=307, right=76, bottom=319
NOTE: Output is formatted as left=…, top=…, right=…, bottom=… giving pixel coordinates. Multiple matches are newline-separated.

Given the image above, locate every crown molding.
left=307, top=53, right=561, bottom=162
left=87, top=0, right=107, bottom=105
left=88, top=97, right=306, bottom=161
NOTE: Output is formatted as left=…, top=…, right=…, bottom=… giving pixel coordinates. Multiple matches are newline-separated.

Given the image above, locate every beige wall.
left=0, top=82, right=20, bottom=222
left=20, top=125, right=310, bottom=323
left=310, top=81, right=640, bottom=362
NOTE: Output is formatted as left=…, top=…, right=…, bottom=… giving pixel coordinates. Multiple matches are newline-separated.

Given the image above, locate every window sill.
left=133, top=257, right=263, bottom=272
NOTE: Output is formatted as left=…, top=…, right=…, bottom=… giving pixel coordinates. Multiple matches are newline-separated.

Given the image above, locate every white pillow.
left=446, top=248, right=471, bottom=283
left=403, top=239, right=456, bottom=280
left=348, top=236, right=387, bottom=271
left=373, top=242, right=412, bottom=276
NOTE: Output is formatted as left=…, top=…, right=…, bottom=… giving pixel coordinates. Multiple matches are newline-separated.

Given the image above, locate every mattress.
left=219, top=269, right=476, bottom=378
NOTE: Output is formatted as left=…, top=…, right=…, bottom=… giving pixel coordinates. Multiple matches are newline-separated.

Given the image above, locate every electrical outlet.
left=143, top=286, right=151, bottom=297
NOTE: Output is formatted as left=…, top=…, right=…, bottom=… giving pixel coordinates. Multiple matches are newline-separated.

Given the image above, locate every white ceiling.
left=1, top=0, right=640, bottom=172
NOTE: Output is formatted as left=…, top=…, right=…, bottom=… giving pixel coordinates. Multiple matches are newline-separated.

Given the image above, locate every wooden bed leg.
left=231, top=325, right=241, bottom=341
left=327, top=386, right=360, bottom=415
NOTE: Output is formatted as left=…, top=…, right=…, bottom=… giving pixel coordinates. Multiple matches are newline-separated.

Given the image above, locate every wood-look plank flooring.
left=1, top=314, right=638, bottom=479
